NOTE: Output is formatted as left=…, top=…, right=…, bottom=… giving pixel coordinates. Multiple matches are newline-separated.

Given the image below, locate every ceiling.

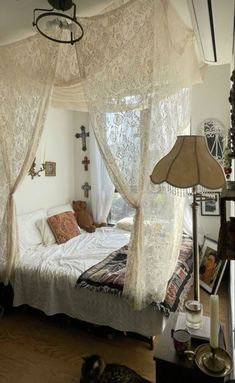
left=0, top=0, right=234, bottom=65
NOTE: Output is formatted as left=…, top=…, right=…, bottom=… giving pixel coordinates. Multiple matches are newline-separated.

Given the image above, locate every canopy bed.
left=0, top=0, right=202, bottom=325
left=10, top=203, right=193, bottom=345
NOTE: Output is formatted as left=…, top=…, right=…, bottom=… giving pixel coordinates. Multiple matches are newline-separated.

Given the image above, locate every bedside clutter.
left=154, top=313, right=232, bottom=383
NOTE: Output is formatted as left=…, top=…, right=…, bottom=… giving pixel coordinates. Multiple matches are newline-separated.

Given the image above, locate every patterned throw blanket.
left=76, top=237, right=193, bottom=314
left=76, top=245, right=128, bottom=295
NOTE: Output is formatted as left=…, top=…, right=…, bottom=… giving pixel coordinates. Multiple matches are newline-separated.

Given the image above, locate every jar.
left=185, top=300, right=203, bottom=329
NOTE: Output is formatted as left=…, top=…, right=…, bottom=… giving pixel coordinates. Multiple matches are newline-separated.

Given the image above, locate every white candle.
left=210, top=294, right=219, bottom=349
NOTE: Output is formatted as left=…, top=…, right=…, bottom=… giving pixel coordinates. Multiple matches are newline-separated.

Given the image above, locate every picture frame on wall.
left=199, top=237, right=227, bottom=294
left=44, top=161, right=56, bottom=176
left=200, top=192, right=220, bottom=216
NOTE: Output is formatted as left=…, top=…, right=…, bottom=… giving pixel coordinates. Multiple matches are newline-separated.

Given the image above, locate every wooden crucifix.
left=82, top=156, right=90, bottom=171
left=82, top=182, right=91, bottom=198
left=75, top=125, right=89, bottom=151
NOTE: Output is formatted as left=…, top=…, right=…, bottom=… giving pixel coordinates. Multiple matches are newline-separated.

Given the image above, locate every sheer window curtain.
left=90, top=125, right=115, bottom=224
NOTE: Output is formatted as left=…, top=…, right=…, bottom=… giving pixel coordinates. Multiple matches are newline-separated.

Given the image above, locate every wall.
left=15, top=107, right=76, bottom=214
left=191, top=64, right=231, bottom=241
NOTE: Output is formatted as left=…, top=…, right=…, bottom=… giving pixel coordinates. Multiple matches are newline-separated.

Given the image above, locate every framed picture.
left=199, top=237, right=227, bottom=294
left=44, top=161, right=56, bottom=176
left=200, top=192, right=220, bottom=216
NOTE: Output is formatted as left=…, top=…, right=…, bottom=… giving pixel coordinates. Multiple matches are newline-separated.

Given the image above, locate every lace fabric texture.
left=0, top=35, right=59, bottom=281
left=0, top=0, right=201, bottom=308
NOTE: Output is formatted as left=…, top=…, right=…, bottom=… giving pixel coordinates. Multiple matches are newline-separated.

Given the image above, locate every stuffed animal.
left=72, top=201, right=106, bottom=233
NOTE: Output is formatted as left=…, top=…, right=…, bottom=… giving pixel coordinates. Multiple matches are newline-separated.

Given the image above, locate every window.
left=107, top=191, right=135, bottom=224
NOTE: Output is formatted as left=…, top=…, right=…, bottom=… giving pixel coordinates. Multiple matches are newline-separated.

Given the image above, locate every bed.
left=12, top=205, right=193, bottom=341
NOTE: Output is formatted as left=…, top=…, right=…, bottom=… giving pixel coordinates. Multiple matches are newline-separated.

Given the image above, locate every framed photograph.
left=200, top=192, right=220, bottom=216
left=44, top=161, right=56, bottom=176
left=199, top=237, right=227, bottom=294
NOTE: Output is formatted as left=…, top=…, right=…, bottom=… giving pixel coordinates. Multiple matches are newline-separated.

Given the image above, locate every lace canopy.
left=0, top=0, right=201, bottom=309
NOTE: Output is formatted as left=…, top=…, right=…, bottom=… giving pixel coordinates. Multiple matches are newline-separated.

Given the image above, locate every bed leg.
left=150, top=336, right=155, bottom=350
left=0, top=283, right=13, bottom=315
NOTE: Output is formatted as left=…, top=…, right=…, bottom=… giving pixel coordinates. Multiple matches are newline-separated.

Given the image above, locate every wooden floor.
left=0, top=280, right=230, bottom=383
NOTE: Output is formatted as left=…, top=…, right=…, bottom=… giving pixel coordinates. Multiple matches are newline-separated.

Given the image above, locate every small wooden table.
left=154, top=313, right=226, bottom=383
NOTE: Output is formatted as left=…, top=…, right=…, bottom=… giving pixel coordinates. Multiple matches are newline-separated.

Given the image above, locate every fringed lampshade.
left=150, top=136, right=225, bottom=190
left=150, top=135, right=225, bottom=302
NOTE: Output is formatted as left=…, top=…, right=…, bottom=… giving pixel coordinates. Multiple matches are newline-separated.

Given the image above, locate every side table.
left=154, top=312, right=226, bottom=383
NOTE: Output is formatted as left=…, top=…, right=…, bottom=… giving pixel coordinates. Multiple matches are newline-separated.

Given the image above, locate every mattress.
left=12, top=227, right=190, bottom=337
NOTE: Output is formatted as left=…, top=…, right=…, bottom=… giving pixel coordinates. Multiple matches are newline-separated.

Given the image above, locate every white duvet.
left=13, top=227, right=166, bottom=336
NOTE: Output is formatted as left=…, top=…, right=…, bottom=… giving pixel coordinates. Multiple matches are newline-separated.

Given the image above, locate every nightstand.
left=154, top=313, right=226, bottom=383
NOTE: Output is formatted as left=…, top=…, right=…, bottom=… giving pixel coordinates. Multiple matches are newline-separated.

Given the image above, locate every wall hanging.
left=82, top=182, right=91, bottom=198
left=82, top=156, right=90, bottom=171
left=28, top=158, right=45, bottom=179
left=45, top=161, right=56, bottom=176
left=75, top=125, right=89, bottom=151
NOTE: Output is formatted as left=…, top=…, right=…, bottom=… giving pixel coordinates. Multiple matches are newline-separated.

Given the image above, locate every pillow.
left=47, top=203, right=73, bottom=217
left=115, top=217, right=162, bottom=233
left=17, top=209, right=47, bottom=248
left=47, top=211, right=80, bottom=244
left=36, top=218, right=56, bottom=246
left=115, top=217, right=133, bottom=231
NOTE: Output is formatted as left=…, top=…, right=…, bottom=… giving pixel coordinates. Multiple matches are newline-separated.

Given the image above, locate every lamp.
left=33, top=0, right=84, bottom=45
left=150, top=135, right=225, bottom=302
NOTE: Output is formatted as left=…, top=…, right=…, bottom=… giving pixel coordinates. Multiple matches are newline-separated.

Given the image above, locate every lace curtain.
left=72, top=0, right=200, bottom=309
left=0, top=35, right=58, bottom=282
left=0, top=0, right=201, bottom=309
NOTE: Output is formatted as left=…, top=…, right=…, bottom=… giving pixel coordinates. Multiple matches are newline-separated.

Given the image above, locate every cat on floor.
left=80, top=354, right=151, bottom=383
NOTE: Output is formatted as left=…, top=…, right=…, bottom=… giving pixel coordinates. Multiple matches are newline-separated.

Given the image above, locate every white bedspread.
left=13, top=227, right=166, bottom=337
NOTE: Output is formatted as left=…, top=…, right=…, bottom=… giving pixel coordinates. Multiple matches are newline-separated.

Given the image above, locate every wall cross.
left=81, top=182, right=91, bottom=198
left=75, top=125, right=89, bottom=151
left=82, top=156, right=90, bottom=171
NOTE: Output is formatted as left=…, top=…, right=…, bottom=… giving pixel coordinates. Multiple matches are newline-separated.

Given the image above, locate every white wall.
left=191, top=64, right=231, bottom=241
left=15, top=107, right=76, bottom=214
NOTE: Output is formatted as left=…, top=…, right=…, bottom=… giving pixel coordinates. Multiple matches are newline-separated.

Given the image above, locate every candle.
left=210, top=294, right=219, bottom=349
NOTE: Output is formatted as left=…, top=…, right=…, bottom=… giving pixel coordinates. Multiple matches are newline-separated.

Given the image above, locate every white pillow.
left=115, top=217, right=162, bottom=233
left=116, top=217, right=134, bottom=231
left=47, top=203, right=73, bottom=217
left=17, top=209, right=47, bottom=248
left=36, top=218, right=56, bottom=246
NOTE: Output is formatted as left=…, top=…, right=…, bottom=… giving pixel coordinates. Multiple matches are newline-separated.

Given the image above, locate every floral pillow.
left=47, top=211, right=80, bottom=244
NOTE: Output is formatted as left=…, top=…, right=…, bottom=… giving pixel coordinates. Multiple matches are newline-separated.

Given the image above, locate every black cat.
left=80, top=354, right=151, bottom=383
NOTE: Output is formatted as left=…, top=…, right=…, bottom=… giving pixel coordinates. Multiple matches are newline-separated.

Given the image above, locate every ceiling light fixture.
left=33, top=0, right=84, bottom=45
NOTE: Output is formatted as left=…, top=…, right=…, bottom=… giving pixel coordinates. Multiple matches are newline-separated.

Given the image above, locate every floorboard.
left=0, top=280, right=229, bottom=383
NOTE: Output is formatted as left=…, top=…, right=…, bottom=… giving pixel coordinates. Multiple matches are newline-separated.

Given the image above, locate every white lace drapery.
left=0, top=35, right=59, bottom=282
left=0, top=0, right=201, bottom=309
left=73, top=0, right=200, bottom=309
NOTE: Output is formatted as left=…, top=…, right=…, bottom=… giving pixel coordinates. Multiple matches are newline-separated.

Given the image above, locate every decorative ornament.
left=75, top=125, right=89, bottom=151
left=81, top=182, right=91, bottom=198
left=82, top=156, right=90, bottom=171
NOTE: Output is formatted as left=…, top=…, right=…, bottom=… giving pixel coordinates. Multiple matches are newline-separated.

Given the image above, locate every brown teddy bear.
left=72, top=201, right=106, bottom=233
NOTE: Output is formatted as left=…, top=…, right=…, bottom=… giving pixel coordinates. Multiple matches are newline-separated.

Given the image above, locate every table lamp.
left=150, top=135, right=226, bottom=302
